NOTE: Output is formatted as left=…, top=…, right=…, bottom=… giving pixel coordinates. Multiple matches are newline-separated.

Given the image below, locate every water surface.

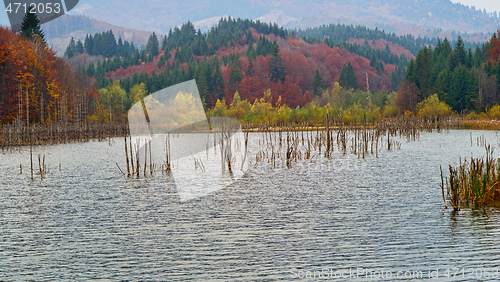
left=1, top=130, right=500, bottom=280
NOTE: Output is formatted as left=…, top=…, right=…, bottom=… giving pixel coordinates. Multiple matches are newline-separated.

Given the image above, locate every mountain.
left=42, top=15, right=155, bottom=55
left=70, top=0, right=500, bottom=40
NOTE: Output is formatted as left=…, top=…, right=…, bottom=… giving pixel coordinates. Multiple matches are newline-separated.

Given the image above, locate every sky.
left=450, top=0, right=500, bottom=13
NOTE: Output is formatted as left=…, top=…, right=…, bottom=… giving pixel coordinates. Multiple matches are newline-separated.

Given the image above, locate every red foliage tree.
left=486, top=30, right=500, bottom=65
left=396, top=81, right=419, bottom=113
left=237, top=76, right=264, bottom=103
left=270, top=75, right=306, bottom=108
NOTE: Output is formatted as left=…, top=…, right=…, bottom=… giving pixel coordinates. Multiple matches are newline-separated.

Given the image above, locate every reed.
left=444, top=145, right=500, bottom=210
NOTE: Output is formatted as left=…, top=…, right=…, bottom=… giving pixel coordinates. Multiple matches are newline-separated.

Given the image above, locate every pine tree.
left=65, top=37, right=76, bottom=58
left=312, top=69, right=325, bottom=96
left=20, top=12, right=45, bottom=42
left=269, top=42, right=286, bottom=83
left=454, top=36, right=466, bottom=66
left=338, top=62, right=359, bottom=90
left=146, top=32, right=160, bottom=60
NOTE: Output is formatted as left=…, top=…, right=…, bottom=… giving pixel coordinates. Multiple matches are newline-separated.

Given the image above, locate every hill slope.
left=42, top=15, right=154, bottom=55
left=71, top=0, right=500, bottom=40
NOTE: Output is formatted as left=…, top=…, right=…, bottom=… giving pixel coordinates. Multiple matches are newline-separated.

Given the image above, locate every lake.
left=1, top=130, right=500, bottom=281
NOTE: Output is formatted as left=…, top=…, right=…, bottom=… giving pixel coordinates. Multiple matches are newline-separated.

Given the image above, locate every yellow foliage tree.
left=383, top=92, right=401, bottom=118
left=416, top=94, right=452, bottom=119
left=488, top=105, right=500, bottom=119
left=129, top=83, right=148, bottom=105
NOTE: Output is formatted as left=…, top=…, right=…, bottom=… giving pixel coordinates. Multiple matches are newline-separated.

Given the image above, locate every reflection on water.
left=1, top=130, right=500, bottom=280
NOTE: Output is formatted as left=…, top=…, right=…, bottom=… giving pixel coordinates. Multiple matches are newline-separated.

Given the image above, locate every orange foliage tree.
left=0, top=27, right=99, bottom=124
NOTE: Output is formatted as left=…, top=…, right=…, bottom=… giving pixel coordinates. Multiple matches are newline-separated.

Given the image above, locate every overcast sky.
left=450, top=0, right=500, bottom=13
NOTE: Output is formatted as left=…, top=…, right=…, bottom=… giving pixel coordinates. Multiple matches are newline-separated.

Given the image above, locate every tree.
left=449, top=65, right=476, bottom=112
left=312, top=69, right=325, bottom=96
left=65, top=37, right=76, bottom=58
left=338, top=62, right=359, bottom=90
left=20, top=12, right=45, bottom=42
left=229, top=56, right=242, bottom=88
left=416, top=94, right=452, bottom=120
left=414, top=46, right=432, bottom=100
left=396, top=81, right=418, bottom=113
left=129, top=83, right=148, bottom=106
left=269, top=41, right=286, bottom=83
left=100, top=81, right=127, bottom=122
left=454, top=36, right=466, bottom=66
left=146, top=32, right=160, bottom=60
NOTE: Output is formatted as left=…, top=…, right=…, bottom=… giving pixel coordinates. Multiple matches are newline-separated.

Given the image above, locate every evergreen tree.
left=414, top=46, right=432, bottom=100
left=65, top=37, right=76, bottom=58
left=146, top=32, right=160, bottom=60
left=76, top=40, right=84, bottom=54
left=20, top=12, right=45, bottom=41
left=338, top=62, right=359, bottom=90
left=269, top=41, right=286, bottom=83
left=84, top=34, right=94, bottom=55
left=117, top=37, right=124, bottom=57
left=312, top=69, right=325, bottom=96
left=454, top=36, right=466, bottom=66
left=212, top=57, right=224, bottom=101
left=229, top=56, right=242, bottom=87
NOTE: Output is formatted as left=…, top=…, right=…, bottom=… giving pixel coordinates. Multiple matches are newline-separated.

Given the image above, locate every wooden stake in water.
left=130, top=137, right=135, bottom=176
left=440, top=165, right=448, bottom=209
left=124, top=136, right=130, bottom=177
left=30, top=141, right=33, bottom=180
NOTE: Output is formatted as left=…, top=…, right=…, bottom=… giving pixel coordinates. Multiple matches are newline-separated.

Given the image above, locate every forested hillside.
left=4, top=15, right=500, bottom=128
left=71, top=18, right=413, bottom=117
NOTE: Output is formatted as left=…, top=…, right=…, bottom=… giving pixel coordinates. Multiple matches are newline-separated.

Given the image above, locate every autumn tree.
left=416, top=94, right=452, bottom=120
left=396, top=81, right=418, bottom=113
left=100, top=81, right=127, bottom=122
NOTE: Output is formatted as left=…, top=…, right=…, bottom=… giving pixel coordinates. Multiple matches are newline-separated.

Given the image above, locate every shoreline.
left=2, top=117, right=499, bottom=149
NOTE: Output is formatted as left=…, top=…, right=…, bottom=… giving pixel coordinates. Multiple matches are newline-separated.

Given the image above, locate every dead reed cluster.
left=122, top=126, right=248, bottom=178
left=121, top=135, right=162, bottom=178
left=250, top=116, right=430, bottom=168
left=118, top=115, right=460, bottom=177
left=442, top=145, right=500, bottom=210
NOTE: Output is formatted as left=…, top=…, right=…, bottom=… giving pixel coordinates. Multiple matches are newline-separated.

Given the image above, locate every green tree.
left=146, top=32, right=160, bottom=60
left=269, top=41, right=286, bottom=83
left=65, top=37, right=76, bottom=58
left=20, top=12, right=45, bottom=41
left=454, top=36, right=466, bottom=66
left=229, top=56, right=242, bottom=87
left=212, top=57, right=224, bottom=101
left=339, top=62, right=359, bottom=90
left=449, top=65, right=476, bottom=112
left=414, top=46, right=432, bottom=100
left=312, top=69, right=325, bottom=96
